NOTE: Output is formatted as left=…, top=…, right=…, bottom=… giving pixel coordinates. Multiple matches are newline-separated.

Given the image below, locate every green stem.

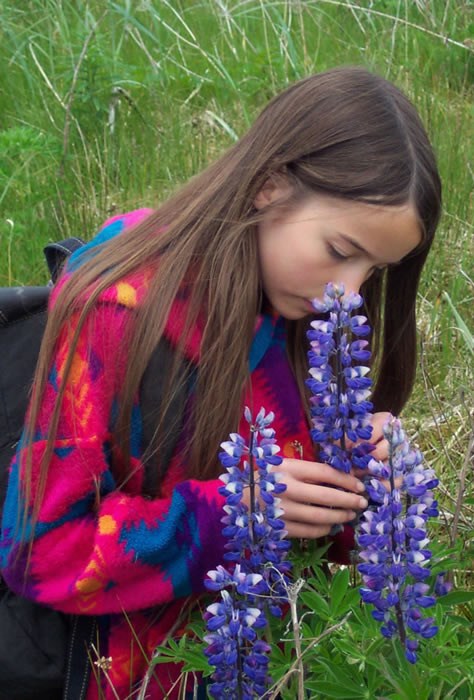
left=248, top=426, right=257, bottom=545
left=335, top=318, right=347, bottom=455
left=388, top=435, right=407, bottom=645
left=237, top=641, right=244, bottom=700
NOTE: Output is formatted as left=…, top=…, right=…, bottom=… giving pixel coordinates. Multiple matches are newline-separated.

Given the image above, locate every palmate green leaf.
left=430, top=662, right=474, bottom=678
left=364, top=658, right=389, bottom=695
left=453, top=614, right=474, bottom=628
left=437, top=590, right=474, bottom=606
left=435, top=621, right=468, bottom=647
left=441, top=614, right=474, bottom=629
left=305, top=679, right=368, bottom=699
left=291, top=539, right=332, bottom=573
left=331, top=634, right=387, bottom=670
left=186, top=621, right=207, bottom=640
left=299, top=590, right=331, bottom=619
left=307, top=566, right=331, bottom=593
left=303, top=612, right=329, bottom=637
left=306, top=655, right=371, bottom=697
left=328, top=566, right=350, bottom=615
left=346, top=598, right=380, bottom=634
left=150, top=637, right=210, bottom=673
left=332, top=636, right=363, bottom=659
left=270, top=639, right=294, bottom=669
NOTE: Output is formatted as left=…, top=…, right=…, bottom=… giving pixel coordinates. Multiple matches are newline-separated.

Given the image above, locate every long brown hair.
left=23, top=66, right=441, bottom=527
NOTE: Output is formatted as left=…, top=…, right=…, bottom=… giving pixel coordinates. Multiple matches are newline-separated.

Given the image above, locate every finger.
left=281, top=459, right=366, bottom=493
left=370, top=441, right=389, bottom=459
left=284, top=483, right=368, bottom=511
left=285, top=521, right=333, bottom=539
left=369, top=435, right=384, bottom=446
left=280, top=501, right=357, bottom=525
left=369, top=412, right=392, bottom=442
left=378, top=475, right=403, bottom=491
left=352, top=467, right=368, bottom=479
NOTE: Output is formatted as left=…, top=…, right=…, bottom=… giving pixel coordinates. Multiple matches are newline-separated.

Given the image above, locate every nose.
left=338, top=266, right=370, bottom=296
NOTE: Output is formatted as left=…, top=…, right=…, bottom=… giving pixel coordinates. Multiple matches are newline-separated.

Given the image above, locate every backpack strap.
left=0, top=286, right=50, bottom=326
left=0, top=239, right=85, bottom=326
left=140, top=338, right=196, bottom=497
left=43, top=238, right=85, bottom=284
left=63, top=616, right=98, bottom=700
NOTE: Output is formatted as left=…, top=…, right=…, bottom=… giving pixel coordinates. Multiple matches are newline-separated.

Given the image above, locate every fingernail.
left=356, top=480, right=366, bottom=493
left=359, top=497, right=369, bottom=509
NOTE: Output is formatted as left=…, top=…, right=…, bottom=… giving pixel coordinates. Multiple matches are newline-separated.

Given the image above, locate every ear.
left=254, top=174, right=292, bottom=210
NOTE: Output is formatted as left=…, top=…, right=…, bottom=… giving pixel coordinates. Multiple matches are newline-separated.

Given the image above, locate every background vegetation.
left=0, top=1, right=472, bottom=697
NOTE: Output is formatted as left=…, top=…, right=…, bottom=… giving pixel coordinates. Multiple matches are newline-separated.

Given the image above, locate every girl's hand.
left=242, top=458, right=368, bottom=539
left=352, top=411, right=403, bottom=490
left=365, top=411, right=392, bottom=462
left=351, top=411, right=391, bottom=479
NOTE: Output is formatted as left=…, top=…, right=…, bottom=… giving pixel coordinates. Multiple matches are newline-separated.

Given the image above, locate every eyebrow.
left=336, top=232, right=407, bottom=267
left=336, top=233, right=375, bottom=260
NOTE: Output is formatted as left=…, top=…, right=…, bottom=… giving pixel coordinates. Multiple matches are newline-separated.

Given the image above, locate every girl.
left=0, top=66, right=441, bottom=699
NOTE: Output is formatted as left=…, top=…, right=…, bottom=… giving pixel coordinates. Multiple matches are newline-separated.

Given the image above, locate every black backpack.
left=0, top=240, right=192, bottom=699
left=0, top=238, right=92, bottom=700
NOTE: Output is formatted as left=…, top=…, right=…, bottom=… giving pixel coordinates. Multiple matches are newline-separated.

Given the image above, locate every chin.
left=267, top=297, right=313, bottom=320
left=280, top=309, right=312, bottom=321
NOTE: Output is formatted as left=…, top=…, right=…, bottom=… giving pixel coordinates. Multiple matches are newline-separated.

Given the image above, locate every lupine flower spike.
left=307, top=282, right=374, bottom=473
left=204, top=408, right=291, bottom=698
left=308, top=282, right=443, bottom=662
left=358, top=417, right=441, bottom=663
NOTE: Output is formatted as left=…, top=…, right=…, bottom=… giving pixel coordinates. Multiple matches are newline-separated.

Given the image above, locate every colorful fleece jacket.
left=0, top=209, right=352, bottom=699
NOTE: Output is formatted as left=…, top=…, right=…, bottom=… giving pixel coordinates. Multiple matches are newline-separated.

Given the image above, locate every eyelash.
left=327, top=243, right=388, bottom=276
left=327, top=244, right=389, bottom=274
left=327, top=244, right=350, bottom=261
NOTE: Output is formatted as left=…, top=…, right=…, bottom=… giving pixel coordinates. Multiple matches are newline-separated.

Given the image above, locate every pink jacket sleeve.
left=1, top=298, right=226, bottom=615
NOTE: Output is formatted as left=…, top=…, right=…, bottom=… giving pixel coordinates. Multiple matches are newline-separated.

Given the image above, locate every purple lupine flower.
left=204, top=589, right=270, bottom=699
left=357, top=417, right=440, bottom=663
left=307, top=282, right=374, bottom=473
left=434, top=573, right=453, bottom=597
left=307, top=283, right=442, bottom=663
left=204, top=408, right=291, bottom=698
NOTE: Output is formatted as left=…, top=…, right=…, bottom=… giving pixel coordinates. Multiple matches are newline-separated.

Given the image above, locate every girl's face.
left=256, top=187, right=422, bottom=320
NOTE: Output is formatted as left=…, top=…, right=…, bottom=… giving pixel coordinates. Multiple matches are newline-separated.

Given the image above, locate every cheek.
left=303, top=254, right=337, bottom=279
left=284, top=246, right=334, bottom=287
left=261, top=239, right=300, bottom=275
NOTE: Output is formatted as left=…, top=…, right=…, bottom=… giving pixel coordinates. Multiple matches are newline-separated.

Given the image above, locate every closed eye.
left=326, top=243, right=350, bottom=261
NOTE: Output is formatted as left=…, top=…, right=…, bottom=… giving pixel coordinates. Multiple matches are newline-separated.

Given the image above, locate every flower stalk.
left=204, top=408, right=291, bottom=698
left=359, top=417, right=441, bottom=662
left=307, top=282, right=444, bottom=663
left=307, top=282, right=374, bottom=474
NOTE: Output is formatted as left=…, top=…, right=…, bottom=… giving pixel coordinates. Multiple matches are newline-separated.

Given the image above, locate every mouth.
left=304, top=299, right=317, bottom=314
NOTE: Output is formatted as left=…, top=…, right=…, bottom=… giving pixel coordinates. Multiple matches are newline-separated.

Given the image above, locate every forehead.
left=305, top=195, right=422, bottom=263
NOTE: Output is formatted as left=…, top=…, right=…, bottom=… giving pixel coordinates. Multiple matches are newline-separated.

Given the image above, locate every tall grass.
left=0, top=0, right=472, bottom=621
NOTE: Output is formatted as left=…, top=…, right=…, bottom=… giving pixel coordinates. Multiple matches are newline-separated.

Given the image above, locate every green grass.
left=1, top=0, right=472, bottom=599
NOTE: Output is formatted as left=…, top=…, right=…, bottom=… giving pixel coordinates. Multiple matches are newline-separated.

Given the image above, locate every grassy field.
left=0, top=0, right=473, bottom=692
left=1, top=0, right=472, bottom=555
